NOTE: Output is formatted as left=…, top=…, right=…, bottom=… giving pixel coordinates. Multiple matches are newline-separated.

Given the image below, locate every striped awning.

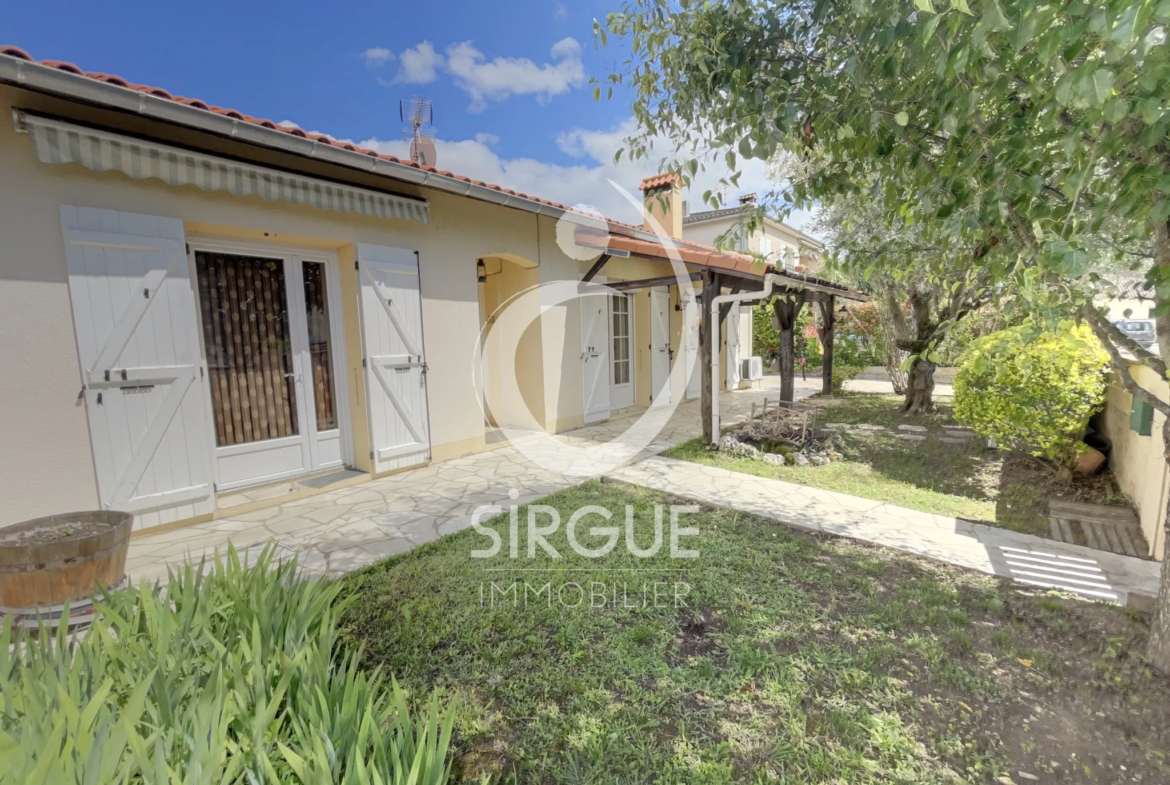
left=12, top=110, right=428, bottom=224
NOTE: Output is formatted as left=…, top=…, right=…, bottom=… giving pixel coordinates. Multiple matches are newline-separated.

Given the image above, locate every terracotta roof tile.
left=0, top=44, right=857, bottom=297
left=638, top=173, right=679, bottom=192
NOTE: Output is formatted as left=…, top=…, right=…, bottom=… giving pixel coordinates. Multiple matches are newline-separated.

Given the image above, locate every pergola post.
left=772, top=296, right=804, bottom=403
left=700, top=270, right=721, bottom=444
left=819, top=296, right=836, bottom=395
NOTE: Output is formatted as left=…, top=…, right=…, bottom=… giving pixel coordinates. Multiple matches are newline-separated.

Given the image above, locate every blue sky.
left=3, top=0, right=800, bottom=227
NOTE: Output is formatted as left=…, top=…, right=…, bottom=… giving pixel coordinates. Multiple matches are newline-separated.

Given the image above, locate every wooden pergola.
left=576, top=230, right=866, bottom=442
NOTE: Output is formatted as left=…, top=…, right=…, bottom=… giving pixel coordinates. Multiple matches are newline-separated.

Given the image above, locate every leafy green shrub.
left=752, top=305, right=822, bottom=367
left=954, top=323, right=1109, bottom=467
left=831, top=363, right=864, bottom=391
left=0, top=545, right=461, bottom=785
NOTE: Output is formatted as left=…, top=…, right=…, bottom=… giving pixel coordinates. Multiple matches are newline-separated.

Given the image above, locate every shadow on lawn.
left=819, top=394, right=1004, bottom=518
left=337, top=480, right=1170, bottom=785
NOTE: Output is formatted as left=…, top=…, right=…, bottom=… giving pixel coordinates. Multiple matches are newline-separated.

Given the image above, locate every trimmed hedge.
left=954, top=323, right=1109, bottom=467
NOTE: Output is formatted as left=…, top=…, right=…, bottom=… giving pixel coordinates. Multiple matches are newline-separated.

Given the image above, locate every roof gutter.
left=0, top=53, right=677, bottom=243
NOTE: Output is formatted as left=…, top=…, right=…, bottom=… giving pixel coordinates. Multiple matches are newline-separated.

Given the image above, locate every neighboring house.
left=682, top=193, right=825, bottom=275
left=0, top=46, right=857, bottom=533
left=681, top=194, right=827, bottom=373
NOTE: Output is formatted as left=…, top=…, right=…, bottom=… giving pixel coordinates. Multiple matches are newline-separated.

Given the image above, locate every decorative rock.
left=718, top=435, right=760, bottom=459
left=810, top=455, right=830, bottom=466
left=761, top=453, right=787, bottom=466
left=823, top=423, right=850, bottom=430
left=945, top=429, right=974, bottom=438
left=897, top=424, right=928, bottom=433
left=896, top=434, right=927, bottom=442
left=793, top=453, right=811, bottom=467
left=856, top=424, right=886, bottom=431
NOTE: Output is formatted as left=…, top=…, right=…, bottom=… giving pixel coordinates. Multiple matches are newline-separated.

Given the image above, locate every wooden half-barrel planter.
left=0, top=511, right=131, bottom=630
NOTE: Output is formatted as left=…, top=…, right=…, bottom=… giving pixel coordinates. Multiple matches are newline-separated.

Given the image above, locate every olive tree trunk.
left=903, top=356, right=938, bottom=414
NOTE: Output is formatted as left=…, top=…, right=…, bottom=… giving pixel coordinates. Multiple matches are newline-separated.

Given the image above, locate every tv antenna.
left=400, top=97, right=437, bottom=167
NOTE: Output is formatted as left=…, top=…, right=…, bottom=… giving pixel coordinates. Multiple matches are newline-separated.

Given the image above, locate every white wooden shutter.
left=357, top=244, right=432, bottom=473
left=580, top=278, right=610, bottom=424
left=726, top=304, right=742, bottom=389
left=60, top=206, right=214, bottom=528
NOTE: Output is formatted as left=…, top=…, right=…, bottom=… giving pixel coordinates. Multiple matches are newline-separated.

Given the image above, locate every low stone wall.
left=854, top=366, right=958, bottom=383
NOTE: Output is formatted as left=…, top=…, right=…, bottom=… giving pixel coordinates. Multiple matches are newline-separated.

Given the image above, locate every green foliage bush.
left=752, top=305, right=822, bottom=367
left=831, top=363, right=864, bottom=392
left=954, top=323, right=1110, bottom=467
left=0, top=545, right=460, bottom=785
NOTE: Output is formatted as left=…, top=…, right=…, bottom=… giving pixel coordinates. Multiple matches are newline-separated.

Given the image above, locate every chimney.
left=738, top=192, right=758, bottom=206
left=639, top=174, right=683, bottom=239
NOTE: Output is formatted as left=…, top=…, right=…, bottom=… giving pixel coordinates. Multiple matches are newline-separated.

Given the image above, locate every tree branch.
left=1079, top=303, right=1167, bottom=378
left=1081, top=306, right=1170, bottom=417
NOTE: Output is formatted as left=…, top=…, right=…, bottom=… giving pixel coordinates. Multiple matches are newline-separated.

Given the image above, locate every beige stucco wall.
left=0, top=83, right=749, bottom=527
left=0, top=84, right=588, bottom=525
left=1101, top=362, right=1169, bottom=559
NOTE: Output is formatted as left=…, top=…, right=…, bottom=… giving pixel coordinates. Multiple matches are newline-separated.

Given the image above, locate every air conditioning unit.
left=741, top=356, right=764, bottom=381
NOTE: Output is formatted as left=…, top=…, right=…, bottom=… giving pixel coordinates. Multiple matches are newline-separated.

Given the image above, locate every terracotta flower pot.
left=1073, top=447, right=1107, bottom=476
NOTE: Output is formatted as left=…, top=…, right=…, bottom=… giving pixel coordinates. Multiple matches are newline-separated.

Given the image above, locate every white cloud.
left=357, top=117, right=811, bottom=232
left=394, top=41, right=444, bottom=84
left=443, top=38, right=586, bottom=112
left=474, top=132, right=500, bottom=146
left=360, top=47, right=394, bottom=68
left=553, top=0, right=568, bottom=21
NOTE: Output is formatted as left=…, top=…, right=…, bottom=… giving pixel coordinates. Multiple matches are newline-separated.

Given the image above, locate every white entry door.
left=358, top=244, right=432, bottom=474
left=726, top=303, right=742, bottom=390
left=192, top=245, right=347, bottom=491
left=650, top=287, right=672, bottom=408
left=609, top=292, right=634, bottom=410
left=683, top=297, right=701, bottom=400
left=580, top=278, right=611, bottom=424
left=60, top=206, right=214, bottom=529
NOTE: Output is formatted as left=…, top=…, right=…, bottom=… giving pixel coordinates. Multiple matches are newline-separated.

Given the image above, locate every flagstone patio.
left=126, top=381, right=808, bottom=584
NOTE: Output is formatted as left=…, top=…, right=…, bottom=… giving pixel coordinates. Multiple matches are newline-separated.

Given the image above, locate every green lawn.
left=339, top=481, right=1170, bottom=784
left=665, top=393, right=1090, bottom=535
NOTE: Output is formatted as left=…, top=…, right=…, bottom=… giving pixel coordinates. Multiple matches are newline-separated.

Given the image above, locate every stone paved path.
left=126, top=383, right=811, bottom=584
left=604, top=455, right=1160, bottom=605
left=131, top=378, right=1158, bottom=608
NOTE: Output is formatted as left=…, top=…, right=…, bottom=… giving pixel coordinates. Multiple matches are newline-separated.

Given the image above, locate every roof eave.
left=0, top=54, right=690, bottom=242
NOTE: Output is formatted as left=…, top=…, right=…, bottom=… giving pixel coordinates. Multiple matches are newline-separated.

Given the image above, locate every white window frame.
left=186, top=236, right=354, bottom=486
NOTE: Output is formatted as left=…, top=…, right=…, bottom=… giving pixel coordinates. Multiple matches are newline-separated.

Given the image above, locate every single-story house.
left=0, top=46, right=856, bottom=535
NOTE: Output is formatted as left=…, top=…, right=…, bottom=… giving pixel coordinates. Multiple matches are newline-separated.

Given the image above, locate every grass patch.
left=665, top=393, right=1125, bottom=537
left=339, top=481, right=1170, bottom=784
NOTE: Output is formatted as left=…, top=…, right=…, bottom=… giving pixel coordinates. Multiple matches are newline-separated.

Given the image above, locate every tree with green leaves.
left=601, top=0, right=1170, bottom=668
left=782, top=157, right=996, bottom=411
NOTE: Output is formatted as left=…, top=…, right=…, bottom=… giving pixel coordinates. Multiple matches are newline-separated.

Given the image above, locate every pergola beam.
left=581, top=254, right=611, bottom=283
left=607, top=272, right=701, bottom=292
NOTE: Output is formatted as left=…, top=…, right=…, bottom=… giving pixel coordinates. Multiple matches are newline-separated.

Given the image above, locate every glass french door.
left=194, top=248, right=343, bottom=491
left=610, top=293, right=634, bottom=409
